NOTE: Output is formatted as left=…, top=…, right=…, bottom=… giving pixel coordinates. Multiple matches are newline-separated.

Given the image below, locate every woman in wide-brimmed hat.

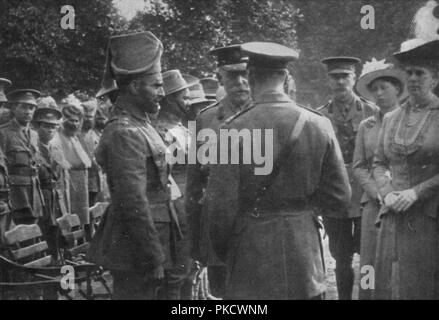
left=353, top=58, right=406, bottom=300
left=372, top=38, right=439, bottom=299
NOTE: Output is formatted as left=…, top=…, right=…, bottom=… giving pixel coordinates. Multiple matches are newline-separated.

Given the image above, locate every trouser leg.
left=323, top=216, right=355, bottom=300
left=208, top=265, right=227, bottom=298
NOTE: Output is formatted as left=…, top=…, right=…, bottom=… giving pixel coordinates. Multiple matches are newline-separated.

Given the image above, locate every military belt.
left=246, top=199, right=313, bottom=219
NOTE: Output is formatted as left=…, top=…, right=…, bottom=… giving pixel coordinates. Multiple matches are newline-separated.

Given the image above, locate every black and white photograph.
left=0, top=0, right=438, bottom=305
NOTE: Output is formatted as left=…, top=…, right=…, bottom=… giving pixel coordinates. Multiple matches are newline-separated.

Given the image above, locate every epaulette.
left=222, top=104, right=256, bottom=126
left=197, top=101, right=220, bottom=116
left=316, top=101, right=330, bottom=112
left=296, top=102, right=323, bottom=116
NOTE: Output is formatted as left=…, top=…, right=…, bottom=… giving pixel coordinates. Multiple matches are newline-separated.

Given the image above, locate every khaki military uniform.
left=208, top=92, right=351, bottom=299
left=87, top=105, right=188, bottom=299
left=317, top=93, right=378, bottom=299
left=186, top=96, right=251, bottom=265
left=0, top=119, right=44, bottom=224
left=185, top=95, right=251, bottom=297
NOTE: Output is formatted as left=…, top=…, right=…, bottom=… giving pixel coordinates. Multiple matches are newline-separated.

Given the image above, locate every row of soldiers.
left=0, top=83, right=113, bottom=258
left=82, top=31, right=363, bottom=300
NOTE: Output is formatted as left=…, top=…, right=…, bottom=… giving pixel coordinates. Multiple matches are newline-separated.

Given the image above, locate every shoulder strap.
left=252, top=111, right=308, bottom=216
left=222, top=103, right=256, bottom=126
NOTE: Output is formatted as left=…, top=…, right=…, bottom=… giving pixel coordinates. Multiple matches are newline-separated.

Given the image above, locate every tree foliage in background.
left=129, top=0, right=300, bottom=77
left=0, top=0, right=127, bottom=97
left=0, top=0, right=430, bottom=104
left=295, top=0, right=423, bottom=107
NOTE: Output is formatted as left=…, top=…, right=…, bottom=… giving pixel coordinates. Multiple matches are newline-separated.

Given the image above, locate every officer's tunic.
left=208, top=92, right=351, bottom=299
left=186, top=96, right=251, bottom=265
left=0, top=119, right=43, bottom=221
left=318, top=94, right=378, bottom=218
left=87, top=104, right=186, bottom=275
left=373, top=96, right=439, bottom=299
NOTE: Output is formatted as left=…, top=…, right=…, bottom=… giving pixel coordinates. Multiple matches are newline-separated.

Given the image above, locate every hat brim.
left=190, top=98, right=217, bottom=105
left=0, top=78, right=12, bottom=87
left=37, top=119, right=61, bottom=125
left=35, top=107, right=62, bottom=119
left=394, top=39, right=439, bottom=63
left=220, top=63, right=247, bottom=72
left=356, top=69, right=408, bottom=102
left=328, top=69, right=355, bottom=75
left=166, top=80, right=199, bottom=96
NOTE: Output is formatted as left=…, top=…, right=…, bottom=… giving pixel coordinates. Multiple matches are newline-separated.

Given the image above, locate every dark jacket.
left=0, top=119, right=43, bottom=219
left=87, top=104, right=179, bottom=272
left=185, top=96, right=251, bottom=265
left=208, top=92, right=351, bottom=299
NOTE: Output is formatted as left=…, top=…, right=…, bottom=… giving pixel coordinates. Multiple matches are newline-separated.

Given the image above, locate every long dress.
left=53, top=129, right=91, bottom=225
left=353, top=114, right=382, bottom=299
left=373, top=96, right=439, bottom=299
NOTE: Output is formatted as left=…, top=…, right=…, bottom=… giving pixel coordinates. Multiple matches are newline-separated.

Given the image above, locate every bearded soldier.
left=87, top=32, right=188, bottom=300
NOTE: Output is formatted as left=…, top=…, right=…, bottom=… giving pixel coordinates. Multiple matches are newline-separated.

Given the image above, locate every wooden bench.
left=0, top=224, right=69, bottom=299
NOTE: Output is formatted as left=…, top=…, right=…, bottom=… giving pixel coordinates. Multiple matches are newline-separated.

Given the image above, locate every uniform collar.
left=10, top=118, right=28, bottom=132
left=254, top=91, right=291, bottom=104
left=331, top=92, right=358, bottom=109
